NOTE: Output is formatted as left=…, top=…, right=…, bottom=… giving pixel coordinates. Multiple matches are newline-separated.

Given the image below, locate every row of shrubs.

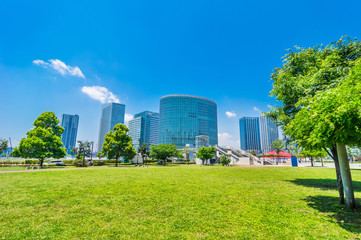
left=0, top=159, right=198, bottom=167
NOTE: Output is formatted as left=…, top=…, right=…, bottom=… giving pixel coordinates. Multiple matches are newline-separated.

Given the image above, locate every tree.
left=219, top=154, right=231, bottom=166
left=149, top=144, right=178, bottom=166
left=249, top=150, right=257, bottom=156
left=138, top=140, right=149, bottom=166
left=0, top=139, right=8, bottom=155
left=183, top=145, right=191, bottom=164
left=101, top=124, right=136, bottom=167
left=287, top=59, right=361, bottom=209
left=71, top=141, right=92, bottom=167
left=196, top=146, right=216, bottom=165
left=299, top=148, right=327, bottom=167
left=271, top=139, right=284, bottom=165
left=267, top=37, right=361, bottom=206
left=12, top=112, right=66, bottom=167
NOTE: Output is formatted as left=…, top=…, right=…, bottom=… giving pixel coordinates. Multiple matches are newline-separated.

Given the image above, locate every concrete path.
left=0, top=168, right=89, bottom=174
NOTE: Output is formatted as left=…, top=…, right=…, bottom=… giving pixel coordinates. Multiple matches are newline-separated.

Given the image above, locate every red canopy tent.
left=262, top=151, right=292, bottom=159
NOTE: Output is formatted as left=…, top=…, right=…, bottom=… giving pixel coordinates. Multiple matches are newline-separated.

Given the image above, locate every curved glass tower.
left=159, top=95, right=218, bottom=148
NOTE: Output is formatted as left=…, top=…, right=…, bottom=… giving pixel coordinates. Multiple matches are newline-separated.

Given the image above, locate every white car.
left=43, top=160, right=65, bottom=166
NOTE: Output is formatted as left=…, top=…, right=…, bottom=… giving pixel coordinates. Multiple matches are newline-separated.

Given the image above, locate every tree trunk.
left=115, top=158, right=118, bottom=167
left=321, top=158, right=324, bottom=167
left=310, top=157, right=314, bottom=167
left=330, top=146, right=344, bottom=204
left=40, top=159, right=44, bottom=168
left=336, top=143, right=356, bottom=210
left=83, top=152, right=85, bottom=167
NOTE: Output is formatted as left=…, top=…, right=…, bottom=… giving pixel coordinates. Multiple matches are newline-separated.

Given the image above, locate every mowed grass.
left=1, top=166, right=361, bottom=239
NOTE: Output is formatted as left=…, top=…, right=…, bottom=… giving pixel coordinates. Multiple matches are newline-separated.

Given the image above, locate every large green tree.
left=101, top=124, right=136, bottom=167
left=267, top=37, right=361, bottom=206
left=149, top=144, right=178, bottom=166
left=12, top=112, right=66, bottom=167
left=196, top=146, right=216, bottom=165
left=288, top=60, right=361, bottom=209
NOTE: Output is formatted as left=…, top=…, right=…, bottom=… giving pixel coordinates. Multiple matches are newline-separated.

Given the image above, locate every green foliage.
left=24, top=159, right=39, bottom=165
left=0, top=139, right=8, bottom=154
left=219, top=154, right=231, bottom=166
left=101, top=124, right=136, bottom=166
left=71, top=141, right=92, bottom=167
left=12, top=112, right=66, bottom=166
left=271, top=139, right=284, bottom=154
left=249, top=150, right=256, bottom=156
left=196, top=146, right=216, bottom=165
left=289, top=60, right=361, bottom=149
left=73, top=158, right=86, bottom=167
left=149, top=144, right=178, bottom=165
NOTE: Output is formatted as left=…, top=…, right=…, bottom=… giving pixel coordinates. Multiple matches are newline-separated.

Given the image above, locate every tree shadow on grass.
left=304, top=195, right=361, bottom=234
left=288, top=178, right=361, bottom=192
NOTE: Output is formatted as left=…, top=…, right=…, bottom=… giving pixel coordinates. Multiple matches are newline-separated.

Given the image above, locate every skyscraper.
left=239, top=117, right=261, bottom=153
left=259, top=115, right=279, bottom=154
left=60, top=114, right=79, bottom=154
left=159, top=95, right=218, bottom=148
left=129, top=111, right=160, bottom=150
left=98, top=103, right=125, bottom=152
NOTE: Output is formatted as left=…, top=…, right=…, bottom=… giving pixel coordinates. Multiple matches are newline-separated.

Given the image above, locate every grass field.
left=1, top=165, right=361, bottom=239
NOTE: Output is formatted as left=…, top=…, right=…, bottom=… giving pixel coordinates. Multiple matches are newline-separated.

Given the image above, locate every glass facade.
left=259, top=115, right=279, bottom=154
left=129, top=111, right=160, bottom=150
left=160, top=95, right=218, bottom=148
left=60, top=114, right=79, bottom=154
left=195, top=135, right=210, bottom=150
left=239, top=117, right=261, bottom=153
left=98, top=103, right=125, bottom=152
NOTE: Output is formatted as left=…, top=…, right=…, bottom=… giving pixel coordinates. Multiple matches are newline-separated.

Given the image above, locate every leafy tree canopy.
left=0, top=139, right=8, bottom=154
left=101, top=123, right=136, bottom=166
left=149, top=144, right=178, bottom=164
left=196, top=146, right=216, bottom=165
left=12, top=112, right=66, bottom=167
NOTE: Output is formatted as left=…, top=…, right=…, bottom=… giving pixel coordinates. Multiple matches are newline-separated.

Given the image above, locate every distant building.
left=159, top=95, right=218, bottom=148
left=98, top=103, right=125, bottom=152
left=259, top=115, right=279, bottom=154
left=129, top=111, right=160, bottom=150
left=239, top=117, right=261, bottom=153
left=60, top=114, right=79, bottom=154
left=195, top=135, right=209, bottom=150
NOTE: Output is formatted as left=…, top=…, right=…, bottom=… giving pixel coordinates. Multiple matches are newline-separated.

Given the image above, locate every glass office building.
left=98, top=103, right=125, bottom=152
left=129, top=111, right=160, bottom=150
left=239, top=117, right=261, bottom=153
left=60, top=114, right=79, bottom=154
left=259, top=115, right=279, bottom=154
left=159, top=95, right=218, bottom=148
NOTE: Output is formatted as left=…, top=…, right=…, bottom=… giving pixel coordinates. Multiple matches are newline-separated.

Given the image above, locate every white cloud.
left=124, top=113, right=134, bottom=125
left=225, top=111, right=236, bottom=118
left=253, top=106, right=260, bottom=112
left=81, top=86, right=120, bottom=103
left=218, top=132, right=240, bottom=149
left=33, top=59, right=85, bottom=78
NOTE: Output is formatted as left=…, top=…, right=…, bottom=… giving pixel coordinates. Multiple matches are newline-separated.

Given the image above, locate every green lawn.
left=0, top=166, right=360, bottom=239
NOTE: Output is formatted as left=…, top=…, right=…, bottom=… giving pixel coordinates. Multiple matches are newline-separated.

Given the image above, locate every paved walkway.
left=0, top=168, right=89, bottom=174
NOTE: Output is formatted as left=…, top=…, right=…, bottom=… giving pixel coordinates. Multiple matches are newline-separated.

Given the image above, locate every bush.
left=93, top=161, right=105, bottom=166
left=24, top=160, right=39, bottom=165
left=219, top=155, right=231, bottom=166
left=63, top=160, right=75, bottom=165
left=73, top=159, right=86, bottom=167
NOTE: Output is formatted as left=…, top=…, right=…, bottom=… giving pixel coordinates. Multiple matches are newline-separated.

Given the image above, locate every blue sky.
left=1, top=0, right=361, bottom=150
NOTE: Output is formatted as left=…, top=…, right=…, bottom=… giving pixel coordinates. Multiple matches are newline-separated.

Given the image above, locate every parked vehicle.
left=43, top=160, right=65, bottom=166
